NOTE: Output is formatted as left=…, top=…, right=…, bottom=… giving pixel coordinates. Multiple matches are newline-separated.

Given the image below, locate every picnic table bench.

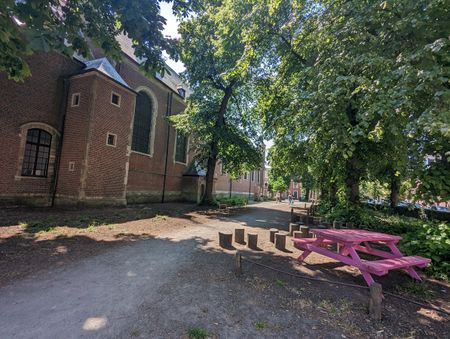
left=292, top=229, right=431, bottom=286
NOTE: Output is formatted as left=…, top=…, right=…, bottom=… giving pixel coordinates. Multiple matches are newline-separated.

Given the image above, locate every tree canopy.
left=0, top=0, right=196, bottom=81
left=238, top=0, right=450, bottom=207
left=171, top=0, right=264, bottom=203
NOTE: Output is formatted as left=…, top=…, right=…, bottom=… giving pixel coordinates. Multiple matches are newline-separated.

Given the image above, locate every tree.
left=0, top=0, right=196, bottom=81
left=240, top=0, right=450, bottom=208
left=172, top=0, right=264, bottom=204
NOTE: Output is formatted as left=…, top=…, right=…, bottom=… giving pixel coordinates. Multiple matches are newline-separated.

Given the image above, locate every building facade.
left=0, top=46, right=264, bottom=206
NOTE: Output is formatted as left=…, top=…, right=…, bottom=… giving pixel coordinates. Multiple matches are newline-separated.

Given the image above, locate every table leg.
left=347, top=246, right=376, bottom=286
left=297, top=238, right=324, bottom=262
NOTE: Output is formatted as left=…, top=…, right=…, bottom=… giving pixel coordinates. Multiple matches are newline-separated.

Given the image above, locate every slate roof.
left=183, top=161, right=206, bottom=177
left=116, top=34, right=191, bottom=96
left=84, top=58, right=130, bottom=89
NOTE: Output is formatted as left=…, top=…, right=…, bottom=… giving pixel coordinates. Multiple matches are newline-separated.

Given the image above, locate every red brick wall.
left=214, top=161, right=264, bottom=200
left=117, top=59, right=188, bottom=203
left=55, top=72, right=135, bottom=205
left=0, top=53, right=82, bottom=205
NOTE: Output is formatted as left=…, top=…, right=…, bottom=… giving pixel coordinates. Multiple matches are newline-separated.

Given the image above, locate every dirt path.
left=0, top=202, right=448, bottom=338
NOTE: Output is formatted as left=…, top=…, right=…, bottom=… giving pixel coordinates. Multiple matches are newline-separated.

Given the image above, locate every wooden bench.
left=362, top=256, right=431, bottom=276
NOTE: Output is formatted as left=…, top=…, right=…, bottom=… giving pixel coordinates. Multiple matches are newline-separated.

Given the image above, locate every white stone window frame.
left=15, top=122, right=59, bottom=181
left=71, top=93, right=81, bottom=107
left=111, top=91, right=122, bottom=107
left=106, top=132, right=117, bottom=147
left=130, top=86, right=158, bottom=158
left=173, top=129, right=189, bottom=165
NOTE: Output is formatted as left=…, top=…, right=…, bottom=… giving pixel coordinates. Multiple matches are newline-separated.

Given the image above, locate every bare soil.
left=0, top=201, right=448, bottom=338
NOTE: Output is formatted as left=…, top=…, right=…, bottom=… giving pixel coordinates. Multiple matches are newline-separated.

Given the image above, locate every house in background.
left=288, top=179, right=302, bottom=200
left=0, top=37, right=264, bottom=206
left=214, top=162, right=265, bottom=201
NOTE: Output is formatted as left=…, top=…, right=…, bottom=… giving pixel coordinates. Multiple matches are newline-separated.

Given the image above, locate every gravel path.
left=0, top=202, right=448, bottom=338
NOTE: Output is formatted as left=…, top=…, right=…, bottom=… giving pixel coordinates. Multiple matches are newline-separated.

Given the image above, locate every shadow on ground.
left=0, top=202, right=448, bottom=338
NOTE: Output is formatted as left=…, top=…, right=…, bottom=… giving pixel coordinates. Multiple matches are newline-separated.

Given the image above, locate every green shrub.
left=216, top=196, right=248, bottom=207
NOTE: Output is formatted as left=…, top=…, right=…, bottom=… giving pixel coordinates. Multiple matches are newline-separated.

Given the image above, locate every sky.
left=160, top=2, right=185, bottom=73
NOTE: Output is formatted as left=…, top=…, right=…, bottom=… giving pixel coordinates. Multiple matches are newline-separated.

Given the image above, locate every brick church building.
left=0, top=37, right=264, bottom=206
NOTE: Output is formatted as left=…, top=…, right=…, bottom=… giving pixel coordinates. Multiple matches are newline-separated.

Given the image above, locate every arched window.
left=22, top=129, right=52, bottom=177
left=131, top=91, right=153, bottom=154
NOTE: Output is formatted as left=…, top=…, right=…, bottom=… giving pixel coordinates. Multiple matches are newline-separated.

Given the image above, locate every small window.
left=132, top=91, right=153, bottom=154
left=71, top=93, right=80, bottom=107
left=21, top=129, right=52, bottom=177
left=175, top=132, right=188, bottom=164
left=251, top=171, right=255, bottom=181
left=220, top=162, right=225, bottom=175
left=244, top=172, right=248, bottom=180
left=111, top=92, right=121, bottom=107
left=106, top=133, right=117, bottom=147
left=68, top=161, right=75, bottom=172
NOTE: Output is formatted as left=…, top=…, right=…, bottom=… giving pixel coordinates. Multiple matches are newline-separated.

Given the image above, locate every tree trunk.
left=304, top=188, right=310, bottom=201
left=202, top=86, right=233, bottom=204
left=345, top=156, right=360, bottom=205
left=330, top=182, right=337, bottom=206
left=390, top=174, right=400, bottom=208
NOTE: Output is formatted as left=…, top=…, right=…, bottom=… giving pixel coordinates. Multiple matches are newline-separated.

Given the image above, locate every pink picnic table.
left=292, top=229, right=431, bottom=286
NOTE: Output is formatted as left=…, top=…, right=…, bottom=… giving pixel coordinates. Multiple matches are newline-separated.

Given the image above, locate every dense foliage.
left=0, top=0, right=196, bottom=81
left=318, top=203, right=450, bottom=280
left=239, top=0, right=450, bottom=207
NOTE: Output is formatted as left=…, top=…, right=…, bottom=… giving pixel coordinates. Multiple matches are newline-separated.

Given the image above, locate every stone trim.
left=15, top=122, right=60, bottom=181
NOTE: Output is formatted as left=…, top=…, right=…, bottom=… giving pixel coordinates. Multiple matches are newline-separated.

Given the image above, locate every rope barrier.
left=240, top=256, right=450, bottom=317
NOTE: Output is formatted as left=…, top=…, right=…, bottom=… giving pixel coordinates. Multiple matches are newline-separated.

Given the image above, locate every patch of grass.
left=21, top=220, right=58, bottom=233
left=187, top=327, right=208, bottom=339
left=86, top=221, right=103, bottom=232
left=275, top=279, right=286, bottom=287
left=255, top=321, right=268, bottom=330
left=395, top=281, right=434, bottom=299
left=154, top=214, right=168, bottom=221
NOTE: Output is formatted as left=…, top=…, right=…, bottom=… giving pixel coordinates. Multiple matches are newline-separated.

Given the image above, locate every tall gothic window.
left=175, top=132, right=188, bottom=164
left=22, top=129, right=52, bottom=177
left=132, top=92, right=153, bottom=154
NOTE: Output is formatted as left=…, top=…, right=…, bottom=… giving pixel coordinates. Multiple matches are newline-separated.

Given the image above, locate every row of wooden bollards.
left=219, top=224, right=312, bottom=252
left=218, top=228, right=259, bottom=249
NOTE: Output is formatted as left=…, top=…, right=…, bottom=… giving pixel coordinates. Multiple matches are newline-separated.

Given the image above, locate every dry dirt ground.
left=0, top=201, right=448, bottom=338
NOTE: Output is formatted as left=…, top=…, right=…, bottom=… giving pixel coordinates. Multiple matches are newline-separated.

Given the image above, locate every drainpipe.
left=161, top=91, right=173, bottom=203
left=248, top=172, right=252, bottom=201
left=51, top=77, right=71, bottom=207
left=229, top=177, right=232, bottom=198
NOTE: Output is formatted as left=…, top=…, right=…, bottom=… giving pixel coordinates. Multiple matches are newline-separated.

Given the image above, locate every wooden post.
left=219, top=231, right=232, bottom=248
left=333, top=220, right=341, bottom=229
left=269, top=228, right=279, bottom=243
left=235, top=228, right=245, bottom=244
left=289, top=223, right=300, bottom=236
left=293, top=231, right=302, bottom=239
left=275, top=232, right=287, bottom=250
left=247, top=232, right=258, bottom=249
left=369, top=283, right=383, bottom=321
left=300, top=226, right=310, bottom=238
left=235, top=252, right=242, bottom=277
